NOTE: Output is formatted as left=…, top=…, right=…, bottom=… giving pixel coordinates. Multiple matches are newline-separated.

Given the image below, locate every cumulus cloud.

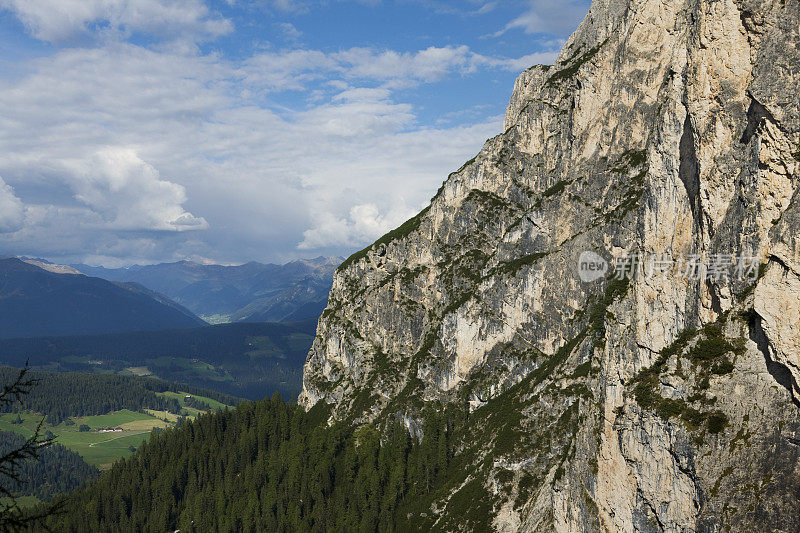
left=496, top=0, right=591, bottom=37
left=0, top=0, right=580, bottom=265
left=0, top=42, right=503, bottom=264
left=334, top=45, right=552, bottom=83
left=65, top=148, right=208, bottom=232
left=0, top=177, right=24, bottom=233
left=298, top=203, right=419, bottom=250
left=497, top=50, right=562, bottom=71
left=410, top=0, right=496, bottom=16
left=0, top=0, right=232, bottom=43
left=242, top=49, right=339, bottom=92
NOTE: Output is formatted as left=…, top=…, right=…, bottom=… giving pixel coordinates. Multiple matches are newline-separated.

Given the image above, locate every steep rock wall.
left=301, top=0, right=800, bottom=530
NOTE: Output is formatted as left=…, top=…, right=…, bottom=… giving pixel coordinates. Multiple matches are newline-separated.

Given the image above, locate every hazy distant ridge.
left=74, top=257, right=341, bottom=323
left=0, top=258, right=205, bottom=338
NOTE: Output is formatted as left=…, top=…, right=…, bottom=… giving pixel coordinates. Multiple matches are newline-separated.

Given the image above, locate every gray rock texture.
left=301, top=0, right=800, bottom=530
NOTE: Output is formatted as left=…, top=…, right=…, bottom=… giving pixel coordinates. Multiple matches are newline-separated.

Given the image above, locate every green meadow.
left=0, top=495, right=41, bottom=509
left=0, top=393, right=234, bottom=470
left=157, top=390, right=230, bottom=412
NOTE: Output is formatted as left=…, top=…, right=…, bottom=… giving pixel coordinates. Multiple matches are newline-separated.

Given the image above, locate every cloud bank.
left=0, top=0, right=231, bottom=43
left=0, top=0, right=589, bottom=265
left=0, top=177, right=24, bottom=233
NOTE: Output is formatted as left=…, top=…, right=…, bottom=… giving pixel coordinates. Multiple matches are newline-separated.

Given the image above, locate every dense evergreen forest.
left=42, top=395, right=476, bottom=532
left=0, top=431, right=99, bottom=502
left=0, top=321, right=315, bottom=399
left=0, top=368, right=242, bottom=424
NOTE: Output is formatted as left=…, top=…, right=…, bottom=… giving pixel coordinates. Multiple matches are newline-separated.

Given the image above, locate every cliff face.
left=300, top=0, right=800, bottom=531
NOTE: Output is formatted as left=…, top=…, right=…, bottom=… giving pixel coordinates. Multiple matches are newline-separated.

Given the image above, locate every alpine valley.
left=33, top=0, right=800, bottom=531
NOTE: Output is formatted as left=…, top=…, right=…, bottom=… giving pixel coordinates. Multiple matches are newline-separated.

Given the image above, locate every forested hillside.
left=0, top=321, right=315, bottom=400
left=0, top=369, right=242, bottom=424
left=43, top=395, right=473, bottom=532
left=0, top=431, right=98, bottom=502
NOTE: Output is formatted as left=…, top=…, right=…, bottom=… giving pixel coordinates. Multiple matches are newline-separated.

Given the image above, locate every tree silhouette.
left=0, top=365, right=57, bottom=530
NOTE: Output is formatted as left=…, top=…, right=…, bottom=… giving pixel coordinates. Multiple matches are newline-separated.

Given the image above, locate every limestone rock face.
left=301, top=0, right=800, bottom=530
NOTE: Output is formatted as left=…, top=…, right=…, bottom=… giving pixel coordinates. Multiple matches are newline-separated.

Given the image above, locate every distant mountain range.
left=0, top=255, right=336, bottom=397
left=0, top=258, right=205, bottom=339
left=74, top=257, right=340, bottom=324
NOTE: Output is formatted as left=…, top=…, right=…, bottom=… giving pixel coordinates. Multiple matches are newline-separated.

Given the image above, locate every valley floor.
left=0, top=389, right=231, bottom=470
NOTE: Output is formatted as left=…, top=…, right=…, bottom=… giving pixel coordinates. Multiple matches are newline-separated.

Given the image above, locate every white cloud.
left=242, top=45, right=540, bottom=95
left=243, top=49, right=339, bottom=92
left=336, top=45, right=483, bottom=83
left=410, top=0, right=496, bottom=16
left=267, top=0, right=309, bottom=14
left=0, top=177, right=24, bottom=233
left=266, top=0, right=381, bottom=13
left=0, top=0, right=592, bottom=267
left=496, top=50, right=561, bottom=71
left=0, top=0, right=232, bottom=44
left=496, top=0, right=590, bottom=37
left=333, top=45, right=557, bottom=85
left=0, top=42, right=505, bottom=264
left=278, top=22, right=303, bottom=42
left=298, top=203, right=418, bottom=250
left=65, top=148, right=208, bottom=232
left=473, top=2, right=497, bottom=15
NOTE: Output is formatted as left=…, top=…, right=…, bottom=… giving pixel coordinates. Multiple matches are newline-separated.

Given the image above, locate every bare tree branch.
left=0, top=364, right=39, bottom=408
left=0, top=363, right=58, bottom=530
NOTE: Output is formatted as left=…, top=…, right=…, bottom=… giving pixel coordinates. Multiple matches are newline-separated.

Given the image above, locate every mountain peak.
left=300, top=1, right=800, bottom=530
left=21, top=258, right=82, bottom=275
left=65, top=257, right=339, bottom=324
left=0, top=258, right=204, bottom=338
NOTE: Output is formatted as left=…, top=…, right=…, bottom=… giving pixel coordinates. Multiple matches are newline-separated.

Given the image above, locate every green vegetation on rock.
left=630, top=321, right=740, bottom=437
left=545, top=41, right=607, bottom=86
left=338, top=206, right=431, bottom=272
left=493, top=252, right=550, bottom=277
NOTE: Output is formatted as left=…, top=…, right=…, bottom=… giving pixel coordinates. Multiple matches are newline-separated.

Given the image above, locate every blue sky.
left=0, top=0, right=591, bottom=266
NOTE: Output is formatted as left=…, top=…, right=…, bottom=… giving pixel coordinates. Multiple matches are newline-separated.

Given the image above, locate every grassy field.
left=121, top=366, right=153, bottom=376
left=157, top=390, right=230, bottom=411
left=79, top=409, right=157, bottom=428
left=0, top=495, right=41, bottom=509
left=0, top=395, right=233, bottom=471
left=0, top=412, right=156, bottom=470
left=145, top=409, right=181, bottom=422
left=146, top=357, right=235, bottom=382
